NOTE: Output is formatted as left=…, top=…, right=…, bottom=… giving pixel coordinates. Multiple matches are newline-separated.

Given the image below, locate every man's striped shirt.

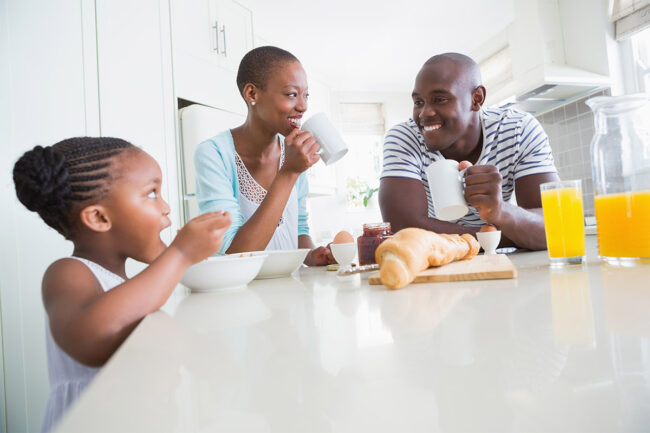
left=381, top=107, right=557, bottom=227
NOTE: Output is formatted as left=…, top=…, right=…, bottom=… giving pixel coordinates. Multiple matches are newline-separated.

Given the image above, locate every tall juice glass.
left=587, top=94, right=650, bottom=265
left=594, top=192, right=650, bottom=260
left=540, top=180, right=586, bottom=266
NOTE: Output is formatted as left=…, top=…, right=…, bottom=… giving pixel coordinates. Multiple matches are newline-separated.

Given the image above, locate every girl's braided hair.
left=13, top=137, right=135, bottom=239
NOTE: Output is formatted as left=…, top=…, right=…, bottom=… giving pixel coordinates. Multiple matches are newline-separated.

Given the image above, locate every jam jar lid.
left=362, top=222, right=391, bottom=236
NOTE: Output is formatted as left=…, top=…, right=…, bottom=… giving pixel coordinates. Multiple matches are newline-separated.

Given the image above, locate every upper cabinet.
left=209, top=0, right=254, bottom=73
left=171, top=0, right=253, bottom=114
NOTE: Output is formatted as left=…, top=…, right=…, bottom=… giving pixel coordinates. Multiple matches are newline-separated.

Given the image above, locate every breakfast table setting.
left=54, top=232, right=650, bottom=432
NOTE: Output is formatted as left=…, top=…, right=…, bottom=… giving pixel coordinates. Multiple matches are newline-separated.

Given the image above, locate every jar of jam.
left=357, top=222, right=392, bottom=265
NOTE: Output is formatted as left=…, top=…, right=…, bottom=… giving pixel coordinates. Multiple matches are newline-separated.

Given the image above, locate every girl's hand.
left=306, top=244, right=336, bottom=266
left=280, top=129, right=321, bottom=175
left=170, top=211, right=232, bottom=266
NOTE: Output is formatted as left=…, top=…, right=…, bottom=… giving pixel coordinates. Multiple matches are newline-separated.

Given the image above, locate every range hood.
left=495, top=64, right=610, bottom=114
left=477, top=0, right=611, bottom=114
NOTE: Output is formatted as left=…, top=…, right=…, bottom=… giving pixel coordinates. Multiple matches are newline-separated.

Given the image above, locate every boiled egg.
left=332, top=230, right=354, bottom=244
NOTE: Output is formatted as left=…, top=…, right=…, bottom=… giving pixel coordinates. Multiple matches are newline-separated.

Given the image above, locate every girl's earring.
left=250, top=101, right=256, bottom=106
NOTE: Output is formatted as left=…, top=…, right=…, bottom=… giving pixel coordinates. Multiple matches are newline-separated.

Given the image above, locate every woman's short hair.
left=236, top=46, right=299, bottom=97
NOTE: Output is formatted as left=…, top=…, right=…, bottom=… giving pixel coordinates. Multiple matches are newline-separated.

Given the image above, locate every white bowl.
left=251, top=248, right=310, bottom=279
left=330, top=242, right=356, bottom=267
left=477, top=230, right=502, bottom=255
left=181, top=254, right=268, bottom=292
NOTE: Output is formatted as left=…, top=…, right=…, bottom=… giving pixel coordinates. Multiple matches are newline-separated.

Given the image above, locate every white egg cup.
left=330, top=242, right=356, bottom=270
left=476, top=230, right=501, bottom=255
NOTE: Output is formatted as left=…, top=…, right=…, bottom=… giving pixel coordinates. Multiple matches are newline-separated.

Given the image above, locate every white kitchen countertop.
left=56, top=236, right=650, bottom=432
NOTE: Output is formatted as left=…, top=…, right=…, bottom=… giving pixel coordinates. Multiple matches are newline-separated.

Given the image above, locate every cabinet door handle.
left=212, top=20, right=220, bottom=52
left=220, top=24, right=227, bottom=57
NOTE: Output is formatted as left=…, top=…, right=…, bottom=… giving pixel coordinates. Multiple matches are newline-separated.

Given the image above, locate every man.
left=379, top=53, right=559, bottom=250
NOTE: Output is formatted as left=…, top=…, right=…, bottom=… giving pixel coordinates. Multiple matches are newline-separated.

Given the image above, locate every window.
left=631, top=26, right=650, bottom=91
left=338, top=103, right=385, bottom=209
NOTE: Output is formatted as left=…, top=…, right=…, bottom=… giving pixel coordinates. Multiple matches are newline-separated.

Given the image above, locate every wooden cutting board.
left=368, top=253, right=517, bottom=285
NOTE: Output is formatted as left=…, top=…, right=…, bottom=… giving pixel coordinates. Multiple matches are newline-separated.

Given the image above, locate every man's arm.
left=379, top=176, right=479, bottom=236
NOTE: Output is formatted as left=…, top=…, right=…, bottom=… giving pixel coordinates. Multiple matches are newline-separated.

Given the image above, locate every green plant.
left=362, top=187, right=379, bottom=207
left=346, top=177, right=379, bottom=208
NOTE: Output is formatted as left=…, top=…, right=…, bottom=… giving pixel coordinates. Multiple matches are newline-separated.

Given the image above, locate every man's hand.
left=459, top=161, right=504, bottom=224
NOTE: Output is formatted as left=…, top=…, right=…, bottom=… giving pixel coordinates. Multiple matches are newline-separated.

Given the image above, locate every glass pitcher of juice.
left=586, top=94, right=650, bottom=265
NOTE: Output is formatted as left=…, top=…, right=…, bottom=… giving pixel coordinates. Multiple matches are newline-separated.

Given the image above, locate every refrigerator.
left=178, top=104, right=245, bottom=222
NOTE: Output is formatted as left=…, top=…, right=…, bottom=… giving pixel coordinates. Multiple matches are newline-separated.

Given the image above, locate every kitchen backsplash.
left=535, top=89, right=611, bottom=217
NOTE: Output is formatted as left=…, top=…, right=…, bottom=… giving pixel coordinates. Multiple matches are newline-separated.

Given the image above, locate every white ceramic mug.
left=425, top=159, right=469, bottom=221
left=301, top=112, right=349, bottom=165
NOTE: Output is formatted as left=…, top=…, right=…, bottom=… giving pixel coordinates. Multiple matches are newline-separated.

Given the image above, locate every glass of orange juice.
left=594, top=191, right=650, bottom=264
left=540, top=180, right=586, bottom=266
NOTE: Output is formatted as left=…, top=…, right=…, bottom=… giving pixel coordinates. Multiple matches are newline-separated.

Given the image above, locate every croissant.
left=375, top=228, right=480, bottom=290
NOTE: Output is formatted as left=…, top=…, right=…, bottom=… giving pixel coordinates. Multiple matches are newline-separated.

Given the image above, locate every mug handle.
left=458, top=167, right=468, bottom=189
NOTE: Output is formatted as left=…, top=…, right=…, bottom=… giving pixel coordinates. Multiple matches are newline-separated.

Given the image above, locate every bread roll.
left=374, top=228, right=480, bottom=290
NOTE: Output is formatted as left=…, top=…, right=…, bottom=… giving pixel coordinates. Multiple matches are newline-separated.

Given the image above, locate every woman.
left=194, top=46, right=334, bottom=265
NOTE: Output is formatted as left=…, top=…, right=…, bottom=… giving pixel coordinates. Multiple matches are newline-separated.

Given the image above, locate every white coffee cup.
left=425, top=159, right=469, bottom=221
left=301, top=112, right=348, bottom=165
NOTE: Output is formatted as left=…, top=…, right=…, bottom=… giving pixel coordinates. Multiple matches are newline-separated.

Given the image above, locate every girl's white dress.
left=41, top=257, right=124, bottom=433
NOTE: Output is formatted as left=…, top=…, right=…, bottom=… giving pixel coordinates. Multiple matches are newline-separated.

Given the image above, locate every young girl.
left=194, top=46, right=335, bottom=265
left=13, top=137, right=231, bottom=432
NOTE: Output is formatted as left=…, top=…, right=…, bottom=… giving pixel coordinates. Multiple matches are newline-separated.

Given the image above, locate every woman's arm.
left=194, top=140, right=245, bottom=253
left=226, top=129, right=320, bottom=253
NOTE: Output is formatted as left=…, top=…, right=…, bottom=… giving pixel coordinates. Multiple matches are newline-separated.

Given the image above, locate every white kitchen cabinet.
left=1, top=0, right=177, bottom=431
left=0, top=1, right=98, bottom=431
left=95, top=0, right=178, bottom=234
left=94, top=0, right=179, bottom=280
left=172, top=0, right=213, bottom=63
left=178, top=104, right=245, bottom=222
left=172, top=0, right=253, bottom=74
left=209, top=0, right=254, bottom=73
left=171, top=0, right=253, bottom=114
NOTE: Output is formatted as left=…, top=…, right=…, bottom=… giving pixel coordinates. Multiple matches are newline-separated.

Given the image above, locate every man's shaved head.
left=411, top=52, right=486, bottom=153
left=422, top=52, right=482, bottom=92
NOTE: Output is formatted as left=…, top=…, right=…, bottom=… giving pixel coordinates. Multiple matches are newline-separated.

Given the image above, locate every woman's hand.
left=170, top=211, right=232, bottom=266
left=305, top=244, right=336, bottom=266
left=280, top=128, right=321, bottom=175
